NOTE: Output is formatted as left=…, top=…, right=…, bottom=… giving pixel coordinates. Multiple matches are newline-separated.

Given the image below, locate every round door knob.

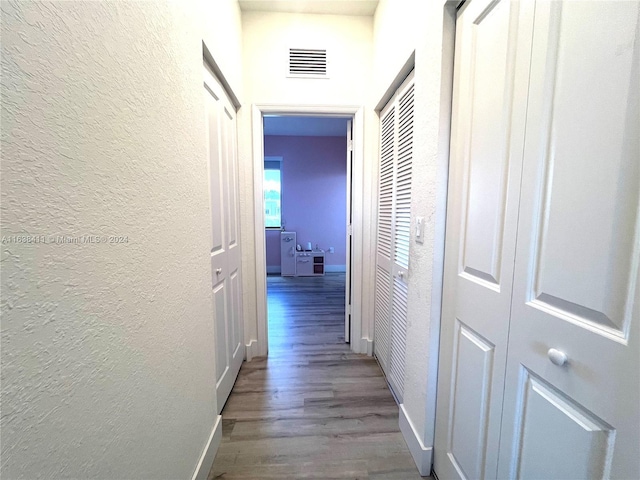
left=216, top=268, right=222, bottom=275
left=547, top=348, right=568, bottom=366
left=398, top=271, right=405, bottom=279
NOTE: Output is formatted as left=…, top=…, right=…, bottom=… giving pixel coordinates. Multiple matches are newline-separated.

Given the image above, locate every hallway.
left=208, top=274, right=424, bottom=479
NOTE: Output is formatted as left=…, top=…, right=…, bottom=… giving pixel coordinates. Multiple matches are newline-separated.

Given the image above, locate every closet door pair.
left=435, top=1, right=639, bottom=479
left=204, top=64, right=244, bottom=413
left=374, top=71, right=415, bottom=402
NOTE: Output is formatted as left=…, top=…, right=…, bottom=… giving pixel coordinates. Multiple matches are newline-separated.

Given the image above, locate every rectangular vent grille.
left=289, top=48, right=327, bottom=76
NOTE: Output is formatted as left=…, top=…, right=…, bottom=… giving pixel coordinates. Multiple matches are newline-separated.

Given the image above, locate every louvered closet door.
left=374, top=71, right=415, bottom=402
left=388, top=78, right=414, bottom=400
left=375, top=101, right=395, bottom=375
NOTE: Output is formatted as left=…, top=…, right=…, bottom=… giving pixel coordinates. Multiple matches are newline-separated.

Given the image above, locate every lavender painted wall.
left=265, top=135, right=347, bottom=270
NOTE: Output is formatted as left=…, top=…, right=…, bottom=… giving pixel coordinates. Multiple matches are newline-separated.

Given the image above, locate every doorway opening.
left=251, top=105, right=366, bottom=359
left=261, top=115, right=351, bottom=353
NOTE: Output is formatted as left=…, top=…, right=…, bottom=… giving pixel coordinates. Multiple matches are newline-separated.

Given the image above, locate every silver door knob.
left=216, top=268, right=222, bottom=275
left=398, top=271, right=405, bottom=279
left=547, top=348, right=568, bottom=366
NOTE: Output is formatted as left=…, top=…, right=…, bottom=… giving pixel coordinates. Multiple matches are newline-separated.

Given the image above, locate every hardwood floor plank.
left=208, top=273, right=427, bottom=479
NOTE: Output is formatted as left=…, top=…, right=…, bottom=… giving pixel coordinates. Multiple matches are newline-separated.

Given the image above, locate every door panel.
left=434, top=0, right=534, bottom=478
left=523, top=0, right=638, bottom=339
left=231, top=270, right=242, bottom=352
left=447, top=321, right=495, bottom=480
left=498, top=2, right=640, bottom=478
left=389, top=277, right=408, bottom=399
left=376, top=106, right=395, bottom=275
left=512, top=369, right=615, bottom=480
left=393, top=83, right=414, bottom=275
left=460, top=0, right=512, bottom=288
left=205, top=85, right=226, bottom=284
left=213, top=283, right=228, bottom=384
left=224, top=105, right=240, bottom=259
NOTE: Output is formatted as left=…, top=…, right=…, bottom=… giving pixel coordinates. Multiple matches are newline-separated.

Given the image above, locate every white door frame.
left=251, top=104, right=366, bottom=357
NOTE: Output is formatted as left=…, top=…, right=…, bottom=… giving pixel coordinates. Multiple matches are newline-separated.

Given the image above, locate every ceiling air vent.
left=288, top=48, right=328, bottom=77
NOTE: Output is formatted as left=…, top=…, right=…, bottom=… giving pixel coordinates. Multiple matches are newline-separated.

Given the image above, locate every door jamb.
left=252, top=104, right=366, bottom=358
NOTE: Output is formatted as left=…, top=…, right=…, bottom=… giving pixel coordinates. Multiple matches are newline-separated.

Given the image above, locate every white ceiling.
left=264, top=116, right=349, bottom=136
left=239, top=0, right=379, bottom=16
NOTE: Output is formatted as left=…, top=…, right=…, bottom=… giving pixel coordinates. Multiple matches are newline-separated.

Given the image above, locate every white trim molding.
left=191, top=415, right=222, bottom=480
left=399, top=404, right=433, bottom=476
left=202, top=43, right=241, bottom=109
left=251, top=104, right=367, bottom=356
left=360, top=337, right=374, bottom=356
left=267, top=265, right=345, bottom=275
left=245, top=339, right=259, bottom=362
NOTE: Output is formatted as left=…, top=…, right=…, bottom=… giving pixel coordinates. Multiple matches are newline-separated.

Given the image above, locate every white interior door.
left=433, top=0, right=534, bottom=477
left=204, top=64, right=244, bottom=414
left=497, top=2, right=639, bottom=478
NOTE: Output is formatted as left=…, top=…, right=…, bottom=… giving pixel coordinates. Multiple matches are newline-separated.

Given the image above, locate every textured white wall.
left=373, top=0, right=453, bottom=451
left=238, top=11, right=376, bottom=351
left=203, top=0, right=244, bottom=97
left=1, top=1, right=221, bottom=478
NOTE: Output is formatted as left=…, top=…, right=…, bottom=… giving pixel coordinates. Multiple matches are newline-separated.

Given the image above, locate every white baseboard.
left=325, top=264, right=346, bottom=273
left=267, top=265, right=347, bottom=276
left=245, top=339, right=258, bottom=361
left=191, top=415, right=222, bottom=480
left=399, top=404, right=432, bottom=476
left=267, top=265, right=345, bottom=274
left=360, top=337, right=373, bottom=356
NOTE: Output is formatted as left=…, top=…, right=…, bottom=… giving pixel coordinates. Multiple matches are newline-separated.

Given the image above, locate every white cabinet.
left=296, top=251, right=325, bottom=277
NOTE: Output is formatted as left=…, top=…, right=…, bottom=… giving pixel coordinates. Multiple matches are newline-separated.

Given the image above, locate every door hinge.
left=347, top=224, right=352, bottom=235
left=348, top=139, right=353, bottom=151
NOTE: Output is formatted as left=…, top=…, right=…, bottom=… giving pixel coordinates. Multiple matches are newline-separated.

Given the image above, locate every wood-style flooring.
left=208, top=273, right=426, bottom=480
